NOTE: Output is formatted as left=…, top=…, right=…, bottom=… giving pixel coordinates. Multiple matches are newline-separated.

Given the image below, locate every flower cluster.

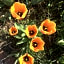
left=9, top=2, right=56, bottom=64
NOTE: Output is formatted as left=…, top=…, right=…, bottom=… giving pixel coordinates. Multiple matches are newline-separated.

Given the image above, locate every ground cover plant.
left=0, top=0, right=64, bottom=64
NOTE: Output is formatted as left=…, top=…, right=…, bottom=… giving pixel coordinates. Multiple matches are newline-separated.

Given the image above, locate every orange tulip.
left=40, top=19, right=56, bottom=35
left=10, top=2, right=28, bottom=20
left=9, top=26, right=18, bottom=36
left=19, top=53, right=34, bottom=64
left=25, top=25, right=38, bottom=38
left=30, top=37, right=45, bottom=52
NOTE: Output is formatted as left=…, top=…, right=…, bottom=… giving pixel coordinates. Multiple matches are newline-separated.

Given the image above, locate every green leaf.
left=31, top=0, right=43, bottom=5
left=16, top=40, right=24, bottom=45
left=26, top=0, right=29, bottom=5
left=37, top=27, right=43, bottom=36
left=0, top=11, right=11, bottom=22
left=58, top=39, right=64, bottom=46
left=14, top=59, right=18, bottom=64
left=0, top=2, right=5, bottom=8
left=14, top=22, right=25, bottom=32
left=0, top=17, right=6, bottom=22
left=21, top=33, right=26, bottom=37
left=22, top=37, right=28, bottom=42
left=37, top=31, right=43, bottom=37
left=14, top=30, right=22, bottom=39
left=14, top=35, right=22, bottom=39
left=59, top=56, right=64, bottom=64
left=16, top=38, right=28, bottom=45
left=2, top=0, right=14, bottom=6
left=15, top=53, right=20, bottom=58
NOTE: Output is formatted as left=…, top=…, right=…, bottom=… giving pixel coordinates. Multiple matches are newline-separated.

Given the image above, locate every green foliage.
left=14, top=59, right=19, bottom=64
left=14, top=22, right=25, bottom=32
left=16, top=38, right=28, bottom=45
left=14, top=22, right=26, bottom=39
left=58, top=39, right=64, bottom=46
left=61, top=10, right=64, bottom=21
left=37, top=30, right=43, bottom=37
left=59, top=56, right=64, bottom=64
left=0, top=10, right=11, bottom=22
left=2, top=0, right=14, bottom=6
left=0, top=1, right=5, bottom=8
left=31, top=0, right=44, bottom=5
left=14, top=30, right=22, bottom=39
left=57, top=39, right=64, bottom=48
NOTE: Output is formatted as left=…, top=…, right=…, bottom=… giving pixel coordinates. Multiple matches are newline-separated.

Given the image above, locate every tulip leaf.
left=0, top=2, right=5, bottom=8
left=59, top=56, right=64, bottom=64
left=37, top=31, right=43, bottom=37
left=0, top=17, right=6, bottom=22
left=26, top=0, right=29, bottom=5
left=15, top=53, right=20, bottom=58
left=14, top=35, right=22, bottom=39
left=14, top=22, right=25, bottom=32
left=16, top=38, right=28, bottom=45
left=14, top=59, right=18, bottom=64
left=2, top=0, right=14, bottom=6
left=58, top=39, right=64, bottom=46
left=21, top=33, right=26, bottom=37
left=16, top=40, right=24, bottom=45
left=22, top=38, right=29, bottom=42
left=14, top=30, right=22, bottom=39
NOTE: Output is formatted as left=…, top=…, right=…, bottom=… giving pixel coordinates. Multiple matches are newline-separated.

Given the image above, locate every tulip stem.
left=26, top=41, right=29, bottom=53
left=48, top=1, right=50, bottom=19
left=17, top=20, right=20, bottom=23
left=26, top=0, right=29, bottom=5
left=49, top=35, right=51, bottom=44
left=48, top=8, right=50, bottom=19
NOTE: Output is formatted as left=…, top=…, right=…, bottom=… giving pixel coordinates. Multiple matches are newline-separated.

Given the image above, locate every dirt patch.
left=0, top=50, right=15, bottom=64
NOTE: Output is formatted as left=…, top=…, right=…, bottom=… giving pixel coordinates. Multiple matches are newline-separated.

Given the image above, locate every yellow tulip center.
left=24, top=56, right=29, bottom=62
left=29, top=30, right=34, bottom=35
left=43, top=26, right=47, bottom=31
left=17, top=12, right=23, bottom=17
left=33, top=42, right=38, bottom=47
left=12, top=30, right=16, bottom=34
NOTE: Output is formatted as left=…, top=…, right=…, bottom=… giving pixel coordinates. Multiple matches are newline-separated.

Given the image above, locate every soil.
left=0, top=50, right=15, bottom=64
left=0, top=21, right=16, bottom=64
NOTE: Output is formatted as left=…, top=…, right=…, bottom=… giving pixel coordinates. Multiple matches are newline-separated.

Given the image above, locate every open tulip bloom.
left=25, top=25, right=38, bottom=38
left=40, top=19, right=56, bottom=35
left=9, top=26, right=18, bottom=36
left=10, top=2, right=28, bottom=20
left=19, top=53, right=34, bottom=64
left=30, top=37, right=45, bottom=52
